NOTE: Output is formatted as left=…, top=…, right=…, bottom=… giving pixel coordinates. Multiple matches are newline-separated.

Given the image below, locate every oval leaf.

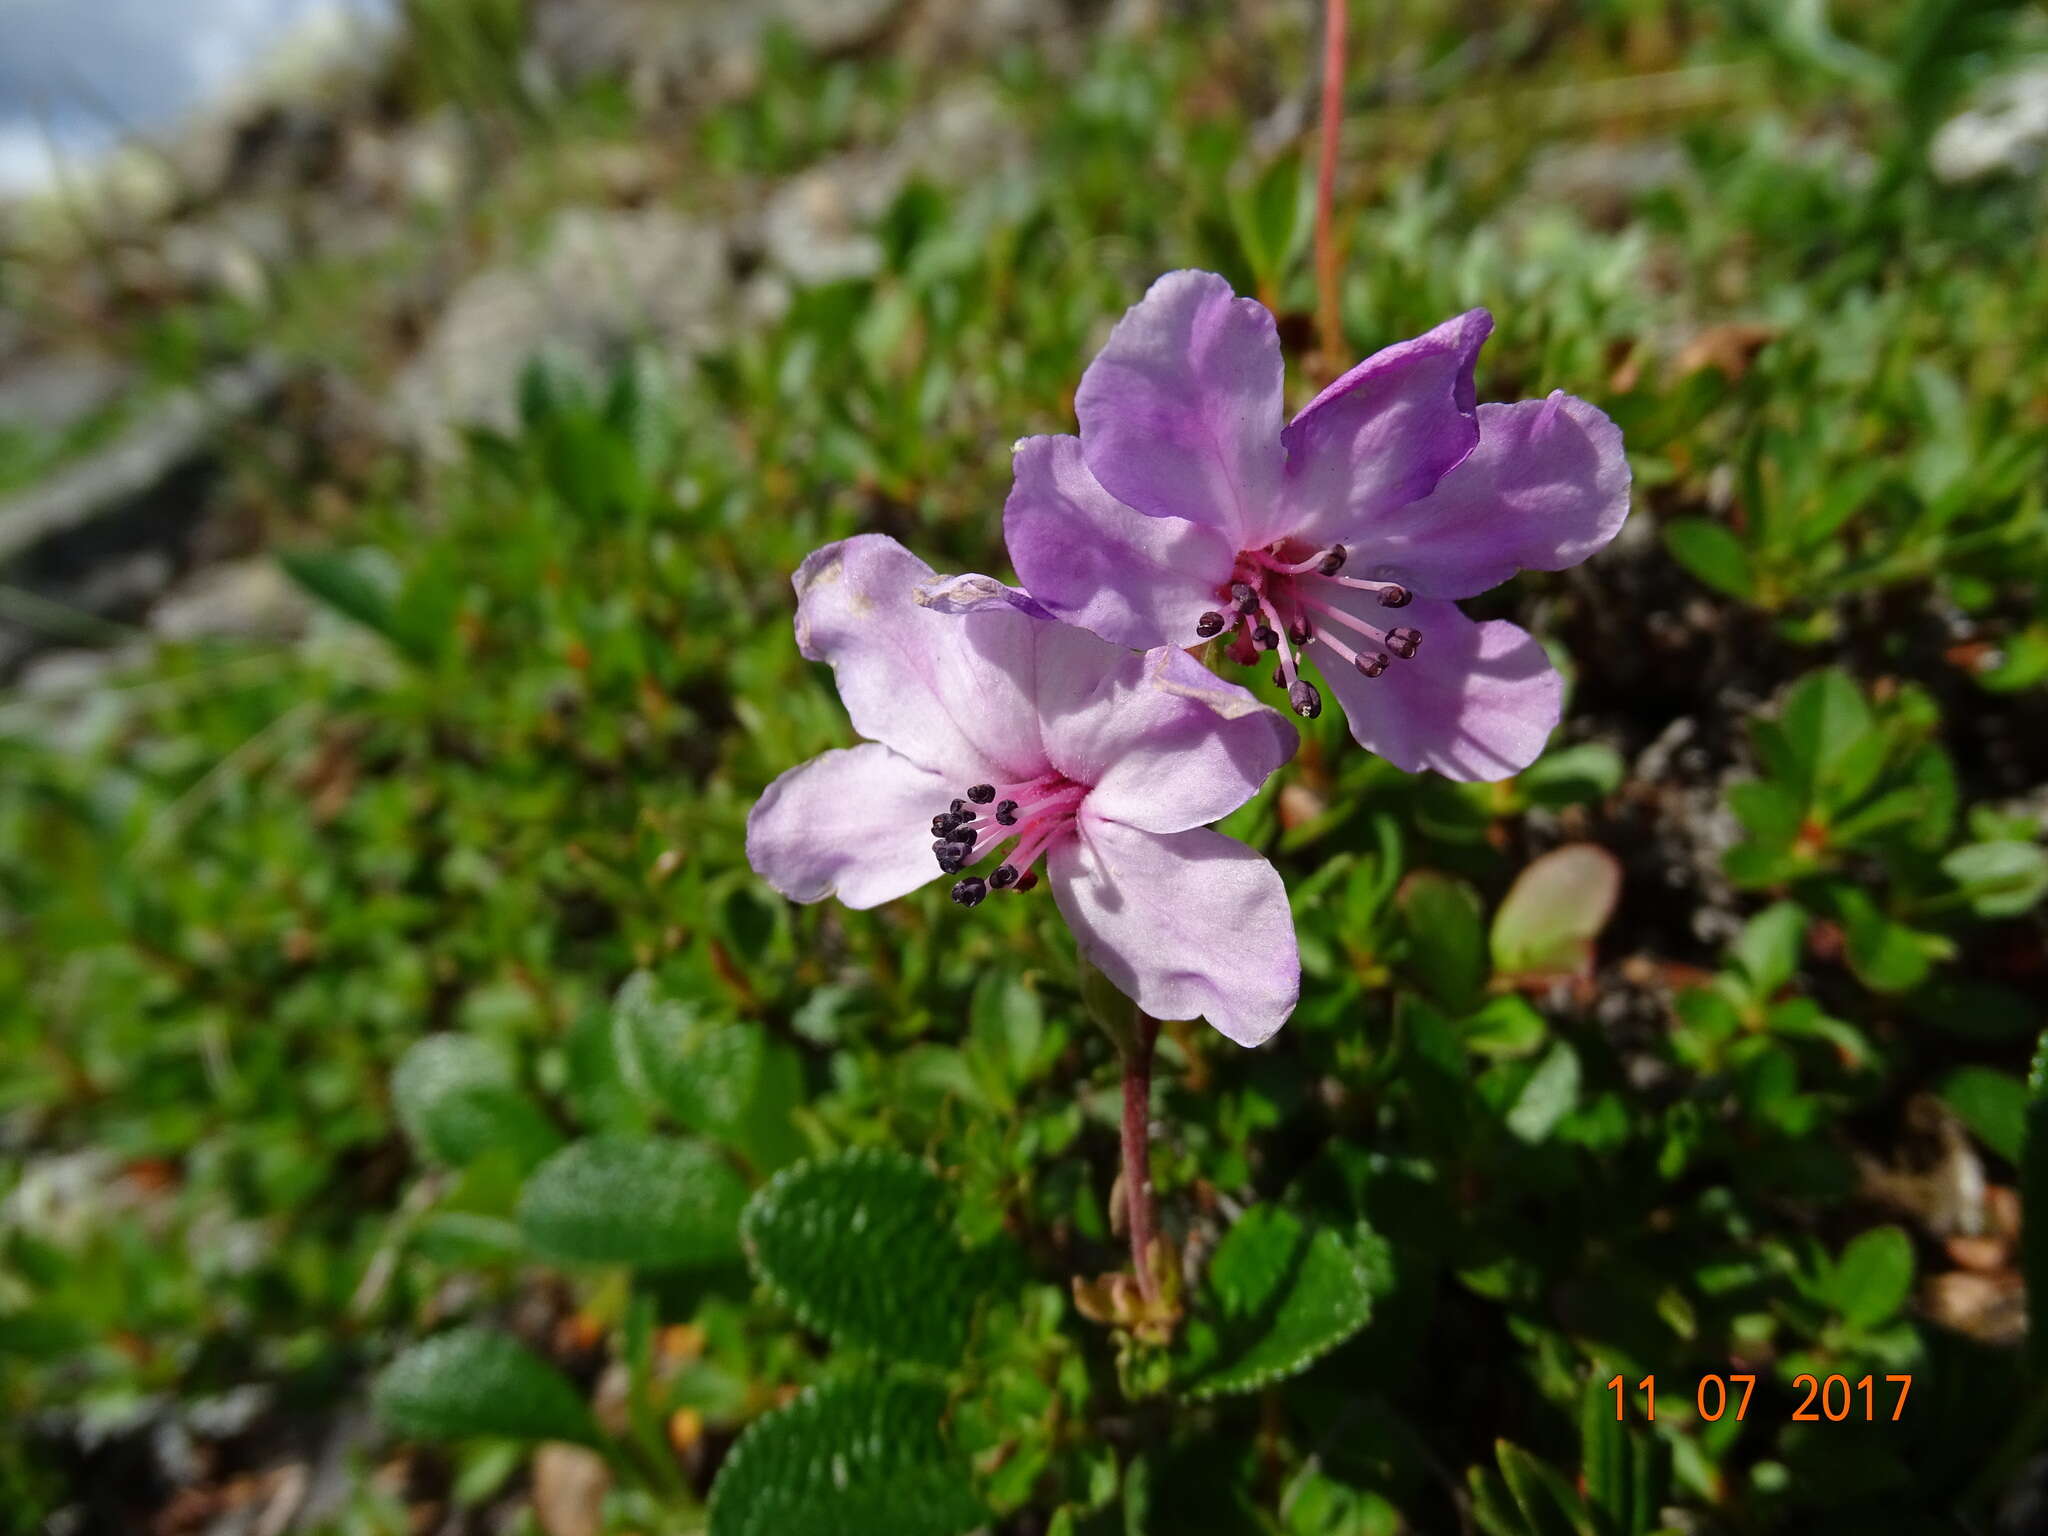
left=373, top=1327, right=597, bottom=1446
left=1829, top=1225, right=1914, bottom=1329
left=1174, top=1207, right=1387, bottom=1399
left=707, top=1375, right=983, bottom=1536
left=741, top=1149, right=1002, bottom=1366
left=392, top=1035, right=562, bottom=1173
left=518, top=1137, right=747, bottom=1270
left=1490, top=845, right=1622, bottom=981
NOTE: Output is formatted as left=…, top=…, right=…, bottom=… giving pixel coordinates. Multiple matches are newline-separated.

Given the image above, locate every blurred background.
left=3, top=1, right=2047, bottom=1533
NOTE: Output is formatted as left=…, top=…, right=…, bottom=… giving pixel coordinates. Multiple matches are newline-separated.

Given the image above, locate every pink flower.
left=1003, top=271, right=1631, bottom=780
left=746, top=535, right=1301, bottom=1045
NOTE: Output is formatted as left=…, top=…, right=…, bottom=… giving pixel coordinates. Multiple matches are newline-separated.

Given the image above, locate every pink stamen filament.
left=1254, top=593, right=1301, bottom=687
left=1294, top=590, right=1392, bottom=645
left=1308, top=624, right=1374, bottom=672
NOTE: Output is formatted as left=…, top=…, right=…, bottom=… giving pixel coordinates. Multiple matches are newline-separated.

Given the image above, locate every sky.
left=0, top=0, right=391, bottom=197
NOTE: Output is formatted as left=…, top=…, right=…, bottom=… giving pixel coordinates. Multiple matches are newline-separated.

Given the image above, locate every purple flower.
left=746, top=534, right=1301, bottom=1046
left=1004, top=271, right=1631, bottom=780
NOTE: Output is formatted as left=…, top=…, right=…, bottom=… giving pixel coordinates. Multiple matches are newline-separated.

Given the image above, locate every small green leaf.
left=1490, top=845, right=1622, bottom=980
left=1228, top=149, right=1306, bottom=291
left=1663, top=518, right=1754, bottom=601
left=1519, top=744, right=1625, bottom=807
left=391, top=1035, right=562, bottom=1173
left=1495, top=1440, right=1591, bottom=1536
left=517, top=1137, right=747, bottom=1270
left=1730, top=902, right=1806, bottom=999
left=1941, top=1067, right=2028, bottom=1164
left=707, top=1376, right=983, bottom=1536
left=1458, top=996, right=1548, bottom=1059
left=741, top=1149, right=1003, bottom=1366
left=1175, top=1207, right=1387, bottom=1399
left=611, top=973, right=805, bottom=1170
left=1777, top=669, right=1876, bottom=800
left=1829, top=1225, right=1915, bottom=1328
left=1399, top=871, right=1488, bottom=1009
left=1939, top=841, right=2048, bottom=919
left=373, top=1328, right=597, bottom=1446
left=1506, top=1041, right=1582, bottom=1144
left=1835, top=888, right=1936, bottom=994
left=278, top=548, right=432, bottom=663
left=1579, top=1372, right=1629, bottom=1534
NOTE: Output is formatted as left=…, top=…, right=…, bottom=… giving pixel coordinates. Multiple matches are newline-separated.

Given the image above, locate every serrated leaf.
left=740, top=1149, right=1000, bottom=1366
left=391, top=1035, right=562, bottom=1173
left=1174, top=1207, right=1386, bottom=1399
left=706, top=1375, right=983, bottom=1536
left=1490, top=845, right=1621, bottom=981
left=518, top=1137, right=747, bottom=1270
left=373, top=1328, right=597, bottom=1446
left=611, top=972, right=804, bottom=1170
left=1829, top=1225, right=1914, bottom=1329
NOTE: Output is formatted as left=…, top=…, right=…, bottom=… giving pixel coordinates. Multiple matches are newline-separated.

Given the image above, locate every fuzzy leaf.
left=1490, top=845, right=1622, bottom=981
left=392, top=1035, right=562, bottom=1173
left=706, top=1375, right=983, bottom=1536
left=1174, top=1207, right=1387, bottom=1399
left=741, top=1149, right=1002, bottom=1366
left=518, top=1137, right=747, bottom=1270
left=373, top=1327, right=597, bottom=1446
left=611, top=972, right=805, bottom=1170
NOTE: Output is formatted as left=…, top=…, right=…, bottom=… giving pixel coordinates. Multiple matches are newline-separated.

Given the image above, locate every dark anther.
left=951, top=876, right=989, bottom=907
left=1230, top=581, right=1256, bottom=609
left=951, top=825, right=978, bottom=849
left=1271, top=666, right=1285, bottom=689
left=995, top=799, right=1019, bottom=826
left=1387, top=626, right=1421, bottom=659
left=934, top=842, right=967, bottom=873
left=1318, top=544, right=1347, bottom=576
left=1253, top=625, right=1278, bottom=650
left=930, top=815, right=953, bottom=838
left=1356, top=652, right=1390, bottom=678
left=1288, top=679, right=1323, bottom=719
left=1287, top=617, right=1312, bottom=645
left=990, top=864, right=1019, bottom=889
left=1195, top=611, right=1225, bottom=638
left=950, top=798, right=968, bottom=814
left=1377, top=583, right=1411, bottom=609
left=967, top=784, right=995, bottom=804
left=1013, top=869, right=1039, bottom=893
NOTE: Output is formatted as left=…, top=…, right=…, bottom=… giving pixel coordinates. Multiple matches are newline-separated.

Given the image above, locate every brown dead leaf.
left=1922, top=1270, right=2025, bottom=1346
left=1675, top=322, right=1778, bottom=381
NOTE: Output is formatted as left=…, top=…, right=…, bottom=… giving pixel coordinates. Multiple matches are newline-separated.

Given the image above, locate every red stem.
left=1120, top=1013, right=1162, bottom=1305
left=1313, top=0, right=1348, bottom=382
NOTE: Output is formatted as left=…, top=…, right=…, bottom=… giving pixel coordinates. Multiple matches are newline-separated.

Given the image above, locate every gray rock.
left=151, top=556, right=311, bottom=642
left=388, top=206, right=730, bottom=451
left=0, top=350, right=130, bottom=436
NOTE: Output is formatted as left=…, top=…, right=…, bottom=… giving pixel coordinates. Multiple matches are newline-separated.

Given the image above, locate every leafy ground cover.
left=3, top=1, right=2047, bottom=1532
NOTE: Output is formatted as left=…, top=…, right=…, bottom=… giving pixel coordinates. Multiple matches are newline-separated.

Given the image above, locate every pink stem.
left=1313, top=0, right=1348, bottom=383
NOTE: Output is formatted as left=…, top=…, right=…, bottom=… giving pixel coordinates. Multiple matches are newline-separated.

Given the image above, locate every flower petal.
left=1310, top=597, right=1560, bottom=780
left=1004, top=434, right=1235, bottom=650
left=1277, top=308, right=1491, bottom=549
left=1076, top=270, right=1285, bottom=548
left=793, top=534, right=1050, bottom=783
left=1050, top=819, right=1298, bottom=1047
left=1040, top=646, right=1296, bottom=834
left=1355, top=393, right=1631, bottom=598
left=747, top=744, right=951, bottom=908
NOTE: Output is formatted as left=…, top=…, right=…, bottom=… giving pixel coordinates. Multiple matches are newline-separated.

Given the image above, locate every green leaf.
left=1730, top=902, right=1806, bottom=999
left=1777, top=669, right=1876, bottom=801
left=1519, top=743, right=1625, bottom=807
left=1494, top=1440, right=1592, bottom=1536
left=611, top=972, right=805, bottom=1170
left=1490, top=845, right=1622, bottom=980
left=1175, top=1207, right=1387, bottom=1399
left=1458, top=996, right=1549, bottom=1059
left=1579, top=1372, right=1629, bottom=1534
left=1725, top=779, right=1805, bottom=848
left=1663, top=518, right=1754, bottom=601
left=1939, top=841, right=2048, bottom=919
left=1228, top=149, right=1306, bottom=290
left=391, top=1035, right=562, bottom=1173
left=1835, top=887, right=1936, bottom=994
left=707, top=1375, right=983, bottom=1536
left=1829, top=1225, right=1915, bottom=1328
left=741, top=1149, right=1002, bottom=1366
left=517, top=1137, right=747, bottom=1270
left=373, top=1328, right=598, bottom=1446
left=1507, top=1041, right=1582, bottom=1144
left=278, top=548, right=432, bottom=663
left=1399, top=871, right=1488, bottom=1010
left=1941, top=1067, right=2027, bottom=1164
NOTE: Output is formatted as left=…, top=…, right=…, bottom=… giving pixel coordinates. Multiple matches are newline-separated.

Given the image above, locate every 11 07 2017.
left=1607, top=1374, right=1913, bottom=1422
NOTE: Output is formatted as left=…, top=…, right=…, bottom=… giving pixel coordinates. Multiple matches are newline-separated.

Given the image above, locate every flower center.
left=925, top=773, right=1088, bottom=908
left=1189, top=542, right=1421, bottom=717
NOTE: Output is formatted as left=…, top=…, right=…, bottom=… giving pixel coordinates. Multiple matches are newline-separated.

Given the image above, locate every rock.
left=532, top=1443, right=610, bottom=1536
left=0, top=350, right=130, bottom=436
left=1931, top=66, right=2048, bottom=183
left=150, top=557, right=312, bottom=642
left=388, top=206, right=730, bottom=452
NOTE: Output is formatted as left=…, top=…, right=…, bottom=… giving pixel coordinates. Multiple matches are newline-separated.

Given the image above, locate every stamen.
left=1195, top=611, right=1225, bottom=639
left=1377, top=584, right=1411, bottom=609
left=1253, top=592, right=1304, bottom=696
left=995, top=799, right=1019, bottom=826
left=966, top=783, right=995, bottom=804
left=1230, top=581, right=1257, bottom=612
left=1287, top=617, right=1312, bottom=645
left=1253, top=625, right=1278, bottom=650
left=990, top=864, right=1019, bottom=889
left=1271, top=665, right=1285, bottom=688
left=1358, top=652, right=1389, bottom=677
left=951, top=825, right=979, bottom=849
left=1013, top=870, right=1039, bottom=893
left=1386, top=626, right=1422, bottom=659
left=1319, top=544, right=1347, bottom=575
left=1309, top=624, right=1388, bottom=678
left=950, top=798, right=969, bottom=814
left=951, top=877, right=988, bottom=907
left=1288, top=679, right=1322, bottom=718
